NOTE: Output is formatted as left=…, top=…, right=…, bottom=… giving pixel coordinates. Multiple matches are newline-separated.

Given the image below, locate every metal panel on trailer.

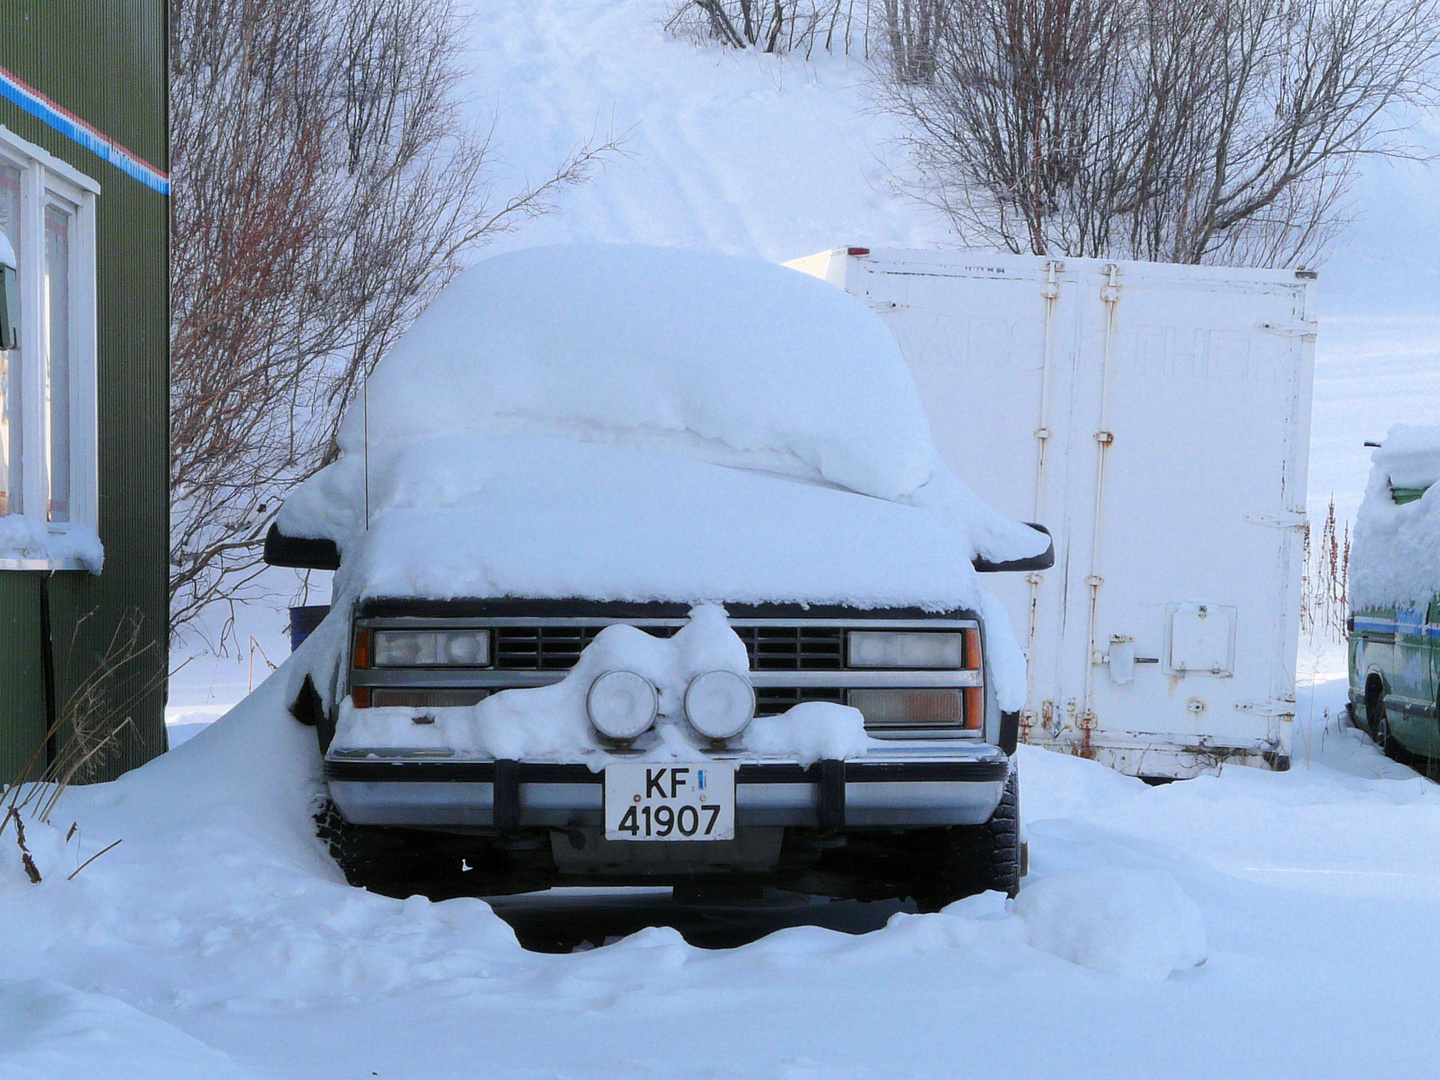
left=792, top=249, right=1315, bottom=777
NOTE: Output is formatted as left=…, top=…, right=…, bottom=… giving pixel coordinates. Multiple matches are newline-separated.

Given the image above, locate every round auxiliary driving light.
left=684, top=670, right=756, bottom=740
left=586, top=670, right=659, bottom=741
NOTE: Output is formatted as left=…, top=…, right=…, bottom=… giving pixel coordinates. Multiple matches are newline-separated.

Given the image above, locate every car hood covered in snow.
left=277, top=244, right=1049, bottom=610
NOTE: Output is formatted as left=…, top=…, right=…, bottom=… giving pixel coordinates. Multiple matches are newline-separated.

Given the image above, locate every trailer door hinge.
left=1245, top=510, right=1308, bottom=530
left=1256, top=321, right=1317, bottom=343
left=1235, top=699, right=1297, bottom=718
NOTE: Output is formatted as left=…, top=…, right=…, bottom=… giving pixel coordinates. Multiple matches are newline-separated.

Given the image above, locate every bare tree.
left=170, top=0, right=621, bottom=640
left=876, top=0, right=1440, bottom=264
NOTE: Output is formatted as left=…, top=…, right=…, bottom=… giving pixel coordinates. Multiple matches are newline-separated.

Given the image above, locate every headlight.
left=684, top=670, right=755, bottom=740
left=586, top=670, right=658, bottom=741
left=847, top=630, right=973, bottom=669
left=371, top=629, right=492, bottom=667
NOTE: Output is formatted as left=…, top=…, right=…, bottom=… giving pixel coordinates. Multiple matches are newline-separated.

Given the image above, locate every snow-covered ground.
left=40, top=0, right=1437, bottom=1074
left=12, top=657, right=1440, bottom=1079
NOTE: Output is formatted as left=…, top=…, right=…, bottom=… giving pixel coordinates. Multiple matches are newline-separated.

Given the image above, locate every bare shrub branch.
left=170, top=0, right=622, bottom=639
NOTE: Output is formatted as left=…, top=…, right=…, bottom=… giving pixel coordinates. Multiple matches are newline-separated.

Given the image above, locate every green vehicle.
left=1348, top=426, right=1440, bottom=760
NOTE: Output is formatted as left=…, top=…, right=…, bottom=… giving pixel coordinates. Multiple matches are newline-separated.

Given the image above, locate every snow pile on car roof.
left=1351, top=424, right=1440, bottom=609
left=338, top=244, right=936, bottom=502
left=277, top=245, right=1047, bottom=605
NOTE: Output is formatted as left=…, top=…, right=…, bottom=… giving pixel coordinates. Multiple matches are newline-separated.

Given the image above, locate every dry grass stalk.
left=1, top=610, right=161, bottom=883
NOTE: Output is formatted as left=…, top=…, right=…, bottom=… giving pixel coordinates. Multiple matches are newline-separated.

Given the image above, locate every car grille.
left=754, top=687, right=845, bottom=715
left=490, top=623, right=844, bottom=673
left=494, top=626, right=613, bottom=670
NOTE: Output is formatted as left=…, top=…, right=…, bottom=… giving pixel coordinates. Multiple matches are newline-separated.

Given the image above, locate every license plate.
left=604, top=762, right=735, bottom=841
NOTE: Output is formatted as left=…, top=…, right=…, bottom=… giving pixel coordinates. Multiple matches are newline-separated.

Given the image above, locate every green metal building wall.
left=0, top=0, right=169, bottom=782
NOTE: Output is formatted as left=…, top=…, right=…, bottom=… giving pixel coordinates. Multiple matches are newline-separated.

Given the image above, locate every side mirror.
left=263, top=522, right=341, bottom=570
left=0, top=260, right=17, bottom=351
left=973, top=523, right=1055, bottom=573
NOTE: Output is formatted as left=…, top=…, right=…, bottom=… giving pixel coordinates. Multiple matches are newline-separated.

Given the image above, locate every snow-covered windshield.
left=276, top=244, right=1048, bottom=611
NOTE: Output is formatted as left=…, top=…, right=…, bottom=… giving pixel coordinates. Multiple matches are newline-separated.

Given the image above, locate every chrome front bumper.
left=325, top=745, right=1012, bottom=830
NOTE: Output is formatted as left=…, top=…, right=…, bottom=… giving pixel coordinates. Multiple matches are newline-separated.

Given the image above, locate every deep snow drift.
left=1349, top=424, right=1440, bottom=610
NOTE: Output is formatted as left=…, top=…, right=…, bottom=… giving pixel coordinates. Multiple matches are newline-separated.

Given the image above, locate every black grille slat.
left=495, top=626, right=605, bottom=670
left=493, top=625, right=679, bottom=671
left=733, top=626, right=843, bottom=671
left=488, top=623, right=842, bottom=673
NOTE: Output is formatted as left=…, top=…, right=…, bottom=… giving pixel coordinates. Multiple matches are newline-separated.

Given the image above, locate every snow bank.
left=0, top=515, right=103, bottom=571
left=1350, top=424, right=1440, bottom=609
left=0, top=623, right=527, bottom=1013
left=1015, top=867, right=1208, bottom=981
left=333, top=604, right=878, bottom=762
left=0, top=980, right=259, bottom=1080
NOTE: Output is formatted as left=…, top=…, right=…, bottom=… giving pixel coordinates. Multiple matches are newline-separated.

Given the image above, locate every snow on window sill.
left=0, top=516, right=104, bottom=573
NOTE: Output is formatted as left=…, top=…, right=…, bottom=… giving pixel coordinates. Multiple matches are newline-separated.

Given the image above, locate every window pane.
left=0, top=164, right=19, bottom=517
left=45, top=204, right=70, bottom=523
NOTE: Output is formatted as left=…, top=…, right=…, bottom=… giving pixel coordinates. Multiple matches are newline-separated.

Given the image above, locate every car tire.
left=912, top=769, right=1020, bottom=912
left=315, top=802, right=546, bottom=899
left=1367, top=690, right=1397, bottom=759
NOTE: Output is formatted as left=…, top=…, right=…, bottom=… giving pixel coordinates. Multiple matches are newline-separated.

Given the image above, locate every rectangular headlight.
left=848, top=688, right=965, bottom=727
left=371, top=629, right=491, bottom=667
left=848, top=631, right=967, bottom=669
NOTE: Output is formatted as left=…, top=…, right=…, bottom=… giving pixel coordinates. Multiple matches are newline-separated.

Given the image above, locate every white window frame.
left=0, top=124, right=99, bottom=572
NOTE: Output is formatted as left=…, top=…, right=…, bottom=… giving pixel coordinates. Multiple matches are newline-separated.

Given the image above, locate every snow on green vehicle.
left=265, top=245, right=1053, bottom=907
left=1348, top=425, right=1440, bottom=760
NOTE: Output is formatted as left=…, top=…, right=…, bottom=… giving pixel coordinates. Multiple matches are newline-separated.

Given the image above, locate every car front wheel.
left=912, top=769, right=1021, bottom=912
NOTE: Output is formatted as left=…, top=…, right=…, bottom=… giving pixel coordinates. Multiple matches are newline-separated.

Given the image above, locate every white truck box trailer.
left=789, top=248, right=1317, bottom=779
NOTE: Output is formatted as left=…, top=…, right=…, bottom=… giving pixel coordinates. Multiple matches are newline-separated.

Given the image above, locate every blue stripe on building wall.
left=0, top=63, right=169, bottom=195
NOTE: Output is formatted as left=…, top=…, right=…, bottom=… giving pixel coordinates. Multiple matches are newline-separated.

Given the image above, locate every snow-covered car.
left=1348, top=425, right=1440, bottom=760
left=266, top=245, right=1053, bottom=907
